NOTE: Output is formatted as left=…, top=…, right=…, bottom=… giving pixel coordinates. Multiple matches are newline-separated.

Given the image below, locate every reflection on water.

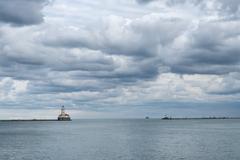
left=0, top=119, right=240, bottom=160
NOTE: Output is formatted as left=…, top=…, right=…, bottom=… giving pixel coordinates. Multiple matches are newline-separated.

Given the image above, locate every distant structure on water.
left=162, top=115, right=172, bottom=120
left=58, top=106, right=71, bottom=121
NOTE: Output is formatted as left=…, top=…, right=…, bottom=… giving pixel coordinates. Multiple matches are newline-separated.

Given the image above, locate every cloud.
left=136, top=0, right=157, bottom=4
left=0, top=0, right=240, bottom=117
left=0, top=0, right=49, bottom=26
left=43, top=14, right=188, bottom=58
left=137, top=0, right=240, bottom=18
left=164, top=20, right=240, bottom=75
left=41, top=10, right=240, bottom=76
left=218, top=0, right=240, bottom=15
left=0, top=78, right=28, bottom=101
left=207, top=72, right=240, bottom=95
left=0, top=24, right=160, bottom=101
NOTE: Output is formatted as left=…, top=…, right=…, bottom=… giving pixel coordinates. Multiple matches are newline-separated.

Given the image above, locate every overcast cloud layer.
left=0, top=0, right=240, bottom=118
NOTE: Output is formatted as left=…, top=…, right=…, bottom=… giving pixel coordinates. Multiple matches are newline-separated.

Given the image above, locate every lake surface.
left=0, top=119, right=240, bottom=160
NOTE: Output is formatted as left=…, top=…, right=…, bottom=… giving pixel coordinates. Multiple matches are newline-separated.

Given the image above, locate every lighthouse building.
left=58, top=106, right=71, bottom=121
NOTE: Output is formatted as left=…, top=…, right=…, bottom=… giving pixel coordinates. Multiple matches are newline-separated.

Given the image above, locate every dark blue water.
left=0, top=119, right=240, bottom=160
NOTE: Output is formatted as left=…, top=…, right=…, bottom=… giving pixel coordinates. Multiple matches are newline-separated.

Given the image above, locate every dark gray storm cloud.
left=167, top=20, right=240, bottom=75
left=218, top=0, right=240, bottom=14
left=136, top=0, right=156, bottom=4
left=0, top=0, right=49, bottom=25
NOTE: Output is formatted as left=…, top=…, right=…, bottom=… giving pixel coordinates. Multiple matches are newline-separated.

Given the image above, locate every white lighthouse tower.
left=58, top=106, right=71, bottom=121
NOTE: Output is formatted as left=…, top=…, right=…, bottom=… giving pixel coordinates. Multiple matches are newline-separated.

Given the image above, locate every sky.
left=0, top=0, right=240, bottom=119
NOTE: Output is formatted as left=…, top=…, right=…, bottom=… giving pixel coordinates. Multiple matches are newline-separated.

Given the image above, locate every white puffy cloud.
left=0, top=78, right=28, bottom=100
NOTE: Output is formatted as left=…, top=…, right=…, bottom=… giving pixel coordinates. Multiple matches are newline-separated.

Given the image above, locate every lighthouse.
left=58, top=106, right=71, bottom=121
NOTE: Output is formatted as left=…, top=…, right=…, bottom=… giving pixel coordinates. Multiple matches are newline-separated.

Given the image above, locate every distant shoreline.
left=0, top=119, right=65, bottom=122
left=161, top=117, right=240, bottom=120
